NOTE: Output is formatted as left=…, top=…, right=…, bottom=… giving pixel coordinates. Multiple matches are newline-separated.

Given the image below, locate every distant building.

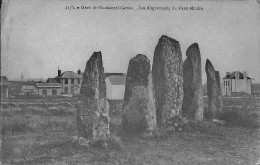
left=222, top=71, right=252, bottom=96
left=0, top=76, right=9, bottom=98
left=36, top=83, right=62, bottom=96
left=47, top=69, right=83, bottom=96
left=105, top=74, right=126, bottom=100
left=251, top=84, right=260, bottom=97
left=8, top=81, right=36, bottom=97
left=21, top=85, right=38, bottom=95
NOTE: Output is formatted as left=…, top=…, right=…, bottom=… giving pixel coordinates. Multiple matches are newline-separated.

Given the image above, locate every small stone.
left=102, top=142, right=108, bottom=149
left=78, top=137, right=89, bottom=147
left=72, top=136, right=79, bottom=143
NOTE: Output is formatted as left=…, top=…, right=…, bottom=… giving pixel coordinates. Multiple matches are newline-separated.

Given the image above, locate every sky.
left=1, top=0, right=260, bottom=83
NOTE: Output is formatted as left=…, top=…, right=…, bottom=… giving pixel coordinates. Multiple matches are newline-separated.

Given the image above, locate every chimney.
left=226, top=72, right=230, bottom=77
left=78, top=69, right=81, bottom=75
left=58, top=68, right=61, bottom=77
left=235, top=71, right=239, bottom=79
left=243, top=71, right=247, bottom=79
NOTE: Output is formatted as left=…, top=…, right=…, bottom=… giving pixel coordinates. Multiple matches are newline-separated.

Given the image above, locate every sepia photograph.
left=1, top=0, right=260, bottom=164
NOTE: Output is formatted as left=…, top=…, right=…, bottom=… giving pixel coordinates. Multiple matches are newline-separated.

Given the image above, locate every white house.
left=47, top=69, right=83, bottom=96
left=36, top=83, right=62, bottom=96
left=105, top=74, right=126, bottom=100
left=222, top=71, right=252, bottom=96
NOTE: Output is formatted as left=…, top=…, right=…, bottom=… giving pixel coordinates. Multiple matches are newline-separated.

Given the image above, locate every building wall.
left=222, top=79, right=232, bottom=96
left=61, top=78, right=82, bottom=94
left=247, top=79, right=252, bottom=94
left=62, top=79, right=71, bottom=94
left=72, top=85, right=81, bottom=95
left=38, top=88, right=61, bottom=96
left=22, top=89, right=38, bottom=95
left=21, top=85, right=38, bottom=95
left=105, top=79, right=125, bottom=100
left=223, top=78, right=252, bottom=96
left=106, top=79, right=113, bottom=99
left=231, top=79, right=251, bottom=94
left=111, top=85, right=125, bottom=100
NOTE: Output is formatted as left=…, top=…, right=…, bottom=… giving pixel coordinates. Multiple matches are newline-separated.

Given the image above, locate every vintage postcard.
left=1, top=0, right=260, bottom=164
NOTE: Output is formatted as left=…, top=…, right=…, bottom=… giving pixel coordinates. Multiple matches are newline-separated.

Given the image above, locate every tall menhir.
left=182, top=43, right=203, bottom=120
left=152, top=35, right=184, bottom=124
left=205, top=59, right=223, bottom=119
left=76, top=51, right=110, bottom=141
left=122, top=54, right=157, bottom=135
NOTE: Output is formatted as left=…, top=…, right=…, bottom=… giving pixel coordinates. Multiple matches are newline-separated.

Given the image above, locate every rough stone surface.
left=205, top=59, right=223, bottom=119
left=215, top=71, right=221, bottom=91
left=182, top=43, right=204, bottom=120
left=152, top=35, right=183, bottom=124
left=0, top=123, right=1, bottom=163
left=122, top=54, right=157, bottom=134
left=77, top=51, right=110, bottom=141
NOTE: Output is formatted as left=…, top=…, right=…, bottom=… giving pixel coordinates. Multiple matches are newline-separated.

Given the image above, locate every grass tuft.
left=219, top=107, right=260, bottom=128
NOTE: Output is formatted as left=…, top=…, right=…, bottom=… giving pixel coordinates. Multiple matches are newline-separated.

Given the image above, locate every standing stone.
left=215, top=70, right=223, bottom=114
left=122, top=54, right=156, bottom=134
left=205, top=59, right=223, bottom=119
left=77, top=51, right=110, bottom=141
left=215, top=71, right=221, bottom=91
left=152, top=35, right=183, bottom=124
left=182, top=43, right=203, bottom=120
left=0, top=122, right=1, bottom=164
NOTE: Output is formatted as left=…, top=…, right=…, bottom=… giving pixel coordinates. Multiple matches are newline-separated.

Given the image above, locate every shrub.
left=1, top=112, right=77, bottom=135
left=1, top=115, right=32, bottom=134
left=219, top=109, right=260, bottom=128
left=107, top=133, right=122, bottom=150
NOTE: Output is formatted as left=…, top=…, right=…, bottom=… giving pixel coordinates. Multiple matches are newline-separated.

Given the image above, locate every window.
left=64, top=87, right=68, bottom=94
left=65, top=79, right=68, bottom=84
left=71, top=87, right=74, bottom=94
left=42, top=90, right=47, bottom=96
left=228, top=81, right=230, bottom=86
left=52, top=89, right=57, bottom=95
left=78, top=79, right=80, bottom=84
left=71, top=79, right=74, bottom=84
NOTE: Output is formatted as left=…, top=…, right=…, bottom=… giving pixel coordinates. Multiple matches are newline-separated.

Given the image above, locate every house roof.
left=36, top=83, right=62, bottom=88
left=104, top=73, right=126, bottom=78
left=0, top=76, right=9, bottom=85
left=47, top=78, right=61, bottom=83
left=22, top=85, right=37, bottom=90
left=56, top=71, right=83, bottom=79
left=223, top=72, right=251, bottom=79
left=252, top=84, right=260, bottom=94
left=107, top=75, right=126, bottom=85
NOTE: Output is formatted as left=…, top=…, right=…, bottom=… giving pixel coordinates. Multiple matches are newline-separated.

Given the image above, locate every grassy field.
left=1, top=98, right=260, bottom=164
